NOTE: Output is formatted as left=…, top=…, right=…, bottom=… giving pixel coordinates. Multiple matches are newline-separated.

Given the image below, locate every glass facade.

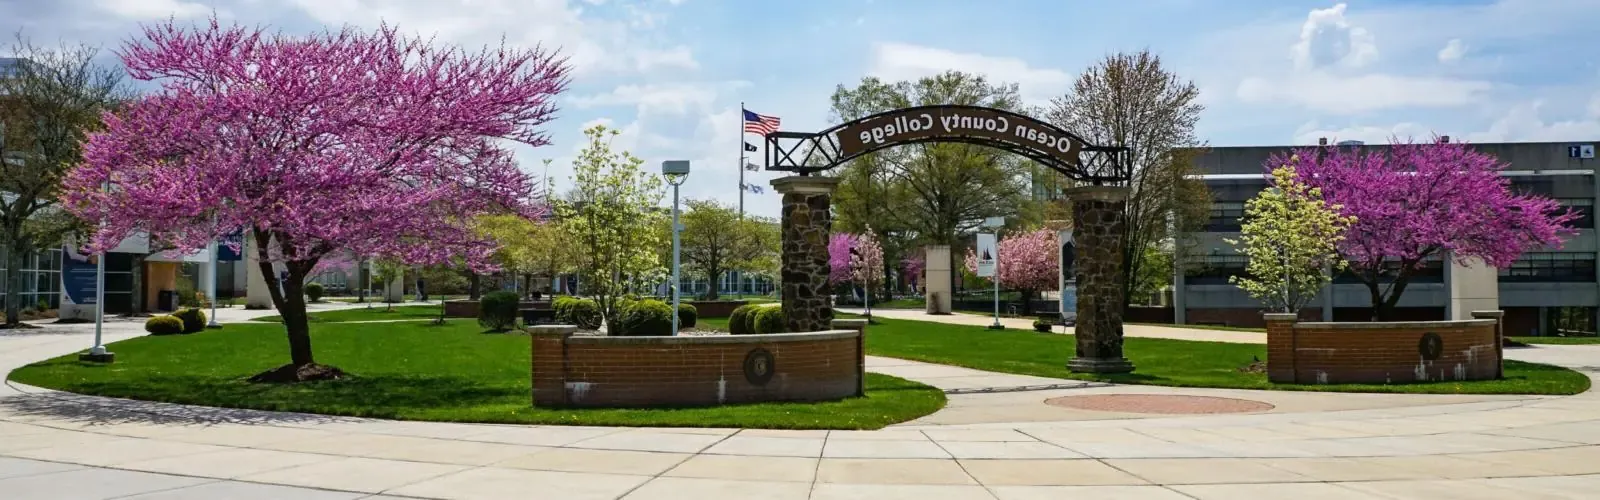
left=0, top=247, right=63, bottom=310
left=1501, top=252, right=1597, bottom=283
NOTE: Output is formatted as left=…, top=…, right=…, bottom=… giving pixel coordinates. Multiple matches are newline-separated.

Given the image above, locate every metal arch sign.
left=833, top=107, right=1082, bottom=167
left=763, top=105, right=1127, bottom=183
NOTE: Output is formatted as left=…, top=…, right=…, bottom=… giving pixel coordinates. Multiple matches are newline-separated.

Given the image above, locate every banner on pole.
left=975, top=233, right=997, bottom=277
left=1059, top=230, right=1077, bottom=324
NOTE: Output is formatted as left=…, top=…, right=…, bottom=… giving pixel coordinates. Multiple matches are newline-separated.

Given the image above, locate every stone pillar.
left=1066, top=185, right=1134, bottom=374
left=924, top=246, right=952, bottom=314
left=244, top=236, right=273, bottom=309
left=1471, top=310, right=1506, bottom=380
left=1446, top=253, right=1498, bottom=320
left=1264, top=313, right=1299, bottom=383
left=771, top=176, right=841, bottom=333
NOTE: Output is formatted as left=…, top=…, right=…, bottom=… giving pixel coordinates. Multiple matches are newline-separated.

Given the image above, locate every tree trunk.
left=277, top=272, right=316, bottom=366
left=468, top=272, right=481, bottom=300
left=3, top=240, right=26, bottom=326
left=704, top=268, right=720, bottom=300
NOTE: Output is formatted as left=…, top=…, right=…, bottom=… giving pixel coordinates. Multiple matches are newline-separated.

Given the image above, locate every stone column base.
left=1068, top=356, right=1134, bottom=374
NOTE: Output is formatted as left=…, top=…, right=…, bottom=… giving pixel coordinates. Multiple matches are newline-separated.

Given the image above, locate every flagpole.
left=738, top=101, right=746, bottom=219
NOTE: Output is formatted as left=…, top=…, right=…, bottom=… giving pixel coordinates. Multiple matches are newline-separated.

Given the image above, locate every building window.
left=1184, top=255, right=1248, bottom=285
left=1333, top=257, right=1445, bottom=284
left=0, top=247, right=64, bottom=311
left=1500, top=253, right=1596, bottom=283
left=1559, top=198, right=1594, bottom=229
left=1203, top=202, right=1245, bottom=232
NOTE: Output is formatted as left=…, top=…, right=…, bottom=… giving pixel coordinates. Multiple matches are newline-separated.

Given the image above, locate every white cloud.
left=95, top=0, right=210, bottom=18
left=1237, top=72, right=1493, bottom=114
left=1292, top=121, right=1440, bottom=145
left=1437, top=38, right=1467, bottom=63
left=570, top=81, right=750, bottom=117
left=867, top=42, right=1072, bottom=104
left=633, top=45, right=698, bottom=72
left=284, top=0, right=686, bottom=77
left=1465, top=100, right=1600, bottom=143
left=1290, top=3, right=1378, bottom=70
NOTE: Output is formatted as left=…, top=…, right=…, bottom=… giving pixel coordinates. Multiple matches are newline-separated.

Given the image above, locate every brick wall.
left=1265, top=315, right=1501, bottom=385
left=531, top=329, right=862, bottom=407
left=686, top=300, right=749, bottom=318
left=445, top=300, right=551, bottom=318
left=1187, top=307, right=1444, bottom=328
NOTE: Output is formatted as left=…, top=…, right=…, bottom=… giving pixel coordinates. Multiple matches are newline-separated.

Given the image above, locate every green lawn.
left=252, top=304, right=445, bottom=323
left=864, top=318, right=1589, bottom=395
left=875, top=298, right=925, bottom=309
left=696, top=316, right=730, bottom=331
left=1511, top=336, right=1600, bottom=345
left=8, top=321, right=944, bottom=430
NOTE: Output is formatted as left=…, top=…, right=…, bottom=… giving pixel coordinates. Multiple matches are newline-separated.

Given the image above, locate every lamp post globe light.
left=662, top=160, right=691, bottom=336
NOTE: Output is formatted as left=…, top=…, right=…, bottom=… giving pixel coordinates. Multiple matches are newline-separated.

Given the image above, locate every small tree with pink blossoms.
left=828, top=233, right=859, bottom=287
left=61, top=19, right=568, bottom=382
left=1285, top=136, right=1578, bottom=321
left=964, top=229, right=1059, bottom=315
left=852, top=228, right=886, bottom=318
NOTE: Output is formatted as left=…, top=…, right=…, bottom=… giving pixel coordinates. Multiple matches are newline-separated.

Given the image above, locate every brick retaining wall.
left=530, top=326, right=863, bottom=407
left=1265, top=313, right=1502, bottom=385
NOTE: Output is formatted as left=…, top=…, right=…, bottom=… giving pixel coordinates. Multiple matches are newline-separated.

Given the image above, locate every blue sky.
left=4, top=0, right=1599, bottom=218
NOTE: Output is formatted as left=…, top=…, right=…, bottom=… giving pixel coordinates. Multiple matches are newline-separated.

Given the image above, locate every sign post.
left=1059, top=230, right=1077, bottom=326
left=978, top=216, right=1005, bottom=330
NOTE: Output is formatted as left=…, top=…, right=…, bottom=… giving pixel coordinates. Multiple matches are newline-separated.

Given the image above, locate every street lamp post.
left=80, top=181, right=114, bottom=363
left=662, top=160, right=691, bottom=336
left=206, top=213, right=222, bottom=328
left=983, top=216, right=1005, bottom=330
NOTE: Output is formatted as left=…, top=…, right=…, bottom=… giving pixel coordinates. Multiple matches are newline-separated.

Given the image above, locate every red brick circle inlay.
left=1045, top=394, right=1275, bottom=414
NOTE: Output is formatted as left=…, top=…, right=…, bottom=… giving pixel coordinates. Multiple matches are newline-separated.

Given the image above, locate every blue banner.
left=61, top=245, right=98, bottom=305
left=216, top=231, right=244, bottom=262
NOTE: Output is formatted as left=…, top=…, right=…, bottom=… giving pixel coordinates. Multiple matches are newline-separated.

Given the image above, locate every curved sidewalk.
left=839, top=308, right=1266, bottom=344
left=2, top=307, right=1599, bottom=499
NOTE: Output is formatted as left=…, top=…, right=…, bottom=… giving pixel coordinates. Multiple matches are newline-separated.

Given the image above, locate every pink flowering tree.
left=61, top=19, right=568, bottom=381
left=1285, top=136, right=1578, bottom=320
left=902, top=253, right=925, bottom=292
left=828, top=233, right=858, bottom=286
left=852, top=228, right=886, bottom=316
left=965, top=229, right=1059, bottom=314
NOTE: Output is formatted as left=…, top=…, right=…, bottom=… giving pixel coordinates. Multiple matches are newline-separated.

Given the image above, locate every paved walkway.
left=2, top=304, right=1600, bottom=498
left=842, top=308, right=1267, bottom=344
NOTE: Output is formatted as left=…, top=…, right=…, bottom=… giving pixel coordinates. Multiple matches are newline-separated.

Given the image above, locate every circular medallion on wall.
left=743, top=348, right=775, bottom=386
left=1419, top=332, right=1444, bottom=360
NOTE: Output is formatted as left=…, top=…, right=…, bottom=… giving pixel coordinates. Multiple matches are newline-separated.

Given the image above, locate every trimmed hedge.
left=728, top=304, right=759, bottom=335
left=555, top=297, right=602, bottom=330
left=304, top=282, right=325, bottom=302
left=144, top=315, right=185, bottom=335
left=478, top=290, right=520, bottom=331
left=615, top=299, right=673, bottom=336
left=172, top=308, right=207, bottom=334
left=676, top=303, right=698, bottom=329
left=753, top=306, right=785, bottom=334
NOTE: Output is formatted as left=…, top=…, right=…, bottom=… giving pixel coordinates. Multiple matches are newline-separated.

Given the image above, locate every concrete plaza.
left=1, top=304, right=1598, bottom=499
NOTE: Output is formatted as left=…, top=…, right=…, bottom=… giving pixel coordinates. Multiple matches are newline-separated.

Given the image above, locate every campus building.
left=1175, top=139, right=1598, bottom=336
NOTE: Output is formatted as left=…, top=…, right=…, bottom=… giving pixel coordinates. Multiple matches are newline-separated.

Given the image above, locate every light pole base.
left=986, top=323, right=1006, bottom=331
left=206, top=321, right=223, bottom=329
left=78, top=351, right=115, bottom=363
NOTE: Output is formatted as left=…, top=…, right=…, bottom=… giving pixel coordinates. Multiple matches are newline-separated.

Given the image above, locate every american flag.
left=743, top=109, right=781, bottom=135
